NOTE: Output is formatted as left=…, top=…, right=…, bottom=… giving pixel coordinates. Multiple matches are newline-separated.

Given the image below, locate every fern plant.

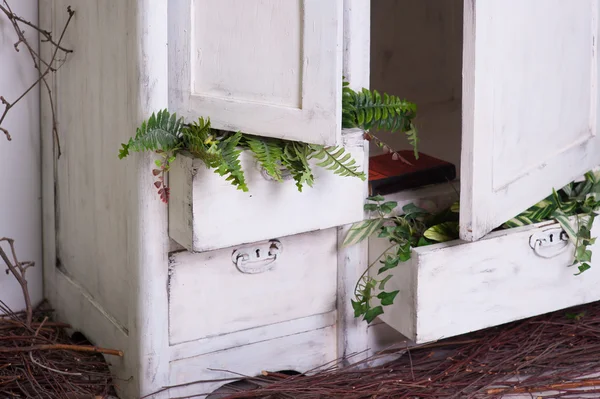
left=342, top=79, right=419, bottom=163
left=119, top=110, right=366, bottom=202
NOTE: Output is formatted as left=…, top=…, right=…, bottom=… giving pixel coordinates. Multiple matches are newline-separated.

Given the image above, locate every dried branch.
left=0, top=1, right=74, bottom=157
left=0, top=238, right=33, bottom=329
left=0, top=343, right=124, bottom=357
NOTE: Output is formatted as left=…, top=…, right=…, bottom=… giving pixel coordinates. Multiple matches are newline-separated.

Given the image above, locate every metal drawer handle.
left=232, top=240, right=283, bottom=274
left=529, top=228, right=570, bottom=259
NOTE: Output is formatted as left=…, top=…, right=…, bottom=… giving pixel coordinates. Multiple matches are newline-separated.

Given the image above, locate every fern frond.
left=182, top=117, right=223, bottom=167
left=244, top=135, right=285, bottom=182
left=213, top=132, right=248, bottom=192
left=341, top=79, right=419, bottom=158
left=281, top=142, right=314, bottom=191
left=119, top=109, right=184, bottom=159
left=310, top=145, right=367, bottom=180
left=342, top=84, right=417, bottom=132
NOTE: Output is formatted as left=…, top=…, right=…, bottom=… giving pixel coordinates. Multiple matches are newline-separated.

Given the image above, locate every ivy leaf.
left=351, top=299, right=366, bottom=318
left=367, top=195, right=385, bottom=202
left=575, top=262, right=591, bottom=275
left=343, top=219, right=384, bottom=247
left=379, top=275, right=393, bottom=290
left=377, top=290, right=399, bottom=306
left=575, top=246, right=592, bottom=263
left=380, top=201, right=398, bottom=214
left=397, top=241, right=412, bottom=262
left=402, top=203, right=429, bottom=219
left=378, top=254, right=400, bottom=274
left=423, top=222, right=460, bottom=243
left=364, top=306, right=384, bottom=323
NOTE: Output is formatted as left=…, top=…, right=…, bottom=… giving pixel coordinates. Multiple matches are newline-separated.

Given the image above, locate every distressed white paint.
left=169, top=130, right=366, bottom=252
left=461, top=0, right=600, bottom=241
left=169, top=311, right=337, bottom=361
left=168, top=0, right=344, bottom=146
left=375, top=218, right=600, bottom=343
left=40, top=1, right=171, bottom=398
left=0, top=0, right=43, bottom=313
left=168, top=229, right=338, bottom=344
left=168, top=326, right=337, bottom=398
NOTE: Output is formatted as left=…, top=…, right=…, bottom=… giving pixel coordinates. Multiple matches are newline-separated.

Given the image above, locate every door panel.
left=461, top=0, right=600, bottom=241
left=168, top=0, right=343, bottom=145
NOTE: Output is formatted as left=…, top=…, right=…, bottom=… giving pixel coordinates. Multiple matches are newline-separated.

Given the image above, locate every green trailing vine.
left=344, top=170, right=600, bottom=324
left=119, top=79, right=419, bottom=202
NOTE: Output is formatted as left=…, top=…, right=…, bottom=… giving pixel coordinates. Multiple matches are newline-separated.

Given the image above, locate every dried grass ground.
left=182, top=301, right=600, bottom=399
left=0, top=301, right=117, bottom=398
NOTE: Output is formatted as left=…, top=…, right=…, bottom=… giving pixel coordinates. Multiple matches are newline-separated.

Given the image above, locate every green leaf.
left=575, top=262, right=591, bottom=275
left=212, top=132, right=248, bottom=192
left=281, top=142, right=314, bottom=191
left=364, top=306, right=384, bottom=323
left=379, top=275, right=393, bottom=290
left=417, top=236, right=434, bottom=247
left=377, top=290, right=399, bottom=306
left=351, top=299, right=366, bottom=318
left=367, top=195, right=385, bottom=202
left=378, top=254, right=400, bottom=274
left=402, top=203, right=429, bottom=219
left=310, top=145, right=366, bottom=180
left=423, top=222, right=460, bottom=243
left=124, top=109, right=184, bottom=155
left=450, top=201, right=460, bottom=213
left=380, top=201, right=398, bottom=214
left=364, top=204, right=379, bottom=212
left=343, top=219, right=384, bottom=247
left=118, top=143, right=130, bottom=159
left=396, top=241, right=411, bottom=262
left=244, top=135, right=285, bottom=182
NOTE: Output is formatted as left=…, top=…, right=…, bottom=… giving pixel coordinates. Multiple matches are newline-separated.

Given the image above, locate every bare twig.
left=0, top=343, right=124, bottom=357
left=0, top=1, right=74, bottom=157
left=0, top=238, right=33, bottom=329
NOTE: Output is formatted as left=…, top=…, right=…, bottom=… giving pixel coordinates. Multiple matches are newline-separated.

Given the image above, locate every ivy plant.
left=344, top=170, right=600, bottom=324
left=119, top=79, right=419, bottom=202
left=342, top=196, right=459, bottom=323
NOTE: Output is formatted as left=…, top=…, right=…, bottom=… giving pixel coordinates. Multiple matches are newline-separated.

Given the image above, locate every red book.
left=369, top=151, right=456, bottom=195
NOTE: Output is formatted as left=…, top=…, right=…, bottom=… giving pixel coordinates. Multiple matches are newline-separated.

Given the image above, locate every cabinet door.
left=460, top=0, right=600, bottom=241
left=168, top=0, right=343, bottom=146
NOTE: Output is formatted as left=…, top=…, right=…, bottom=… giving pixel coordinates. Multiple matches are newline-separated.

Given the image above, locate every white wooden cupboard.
left=39, top=0, right=600, bottom=398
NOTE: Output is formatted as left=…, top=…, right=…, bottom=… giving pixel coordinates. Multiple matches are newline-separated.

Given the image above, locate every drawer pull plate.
left=232, top=240, right=283, bottom=274
left=529, top=227, right=570, bottom=259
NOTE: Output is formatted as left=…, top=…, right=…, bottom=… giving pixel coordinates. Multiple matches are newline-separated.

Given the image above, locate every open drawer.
left=168, top=130, right=367, bottom=252
left=371, top=217, right=600, bottom=344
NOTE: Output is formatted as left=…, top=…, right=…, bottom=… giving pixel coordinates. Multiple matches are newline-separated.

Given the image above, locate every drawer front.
left=169, top=229, right=338, bottom=345
left=374, top=220, right=600, bottom=344
left=169, top=326, right=336, bottom=398
left=168, top=131, right=366, bottom=253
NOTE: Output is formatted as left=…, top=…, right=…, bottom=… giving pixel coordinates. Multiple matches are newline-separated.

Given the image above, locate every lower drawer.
left=168, top=325, right=337, bottom=398
left=168, top=228, right=337, bottom=345
left=372, top=219, right=600, bottom=343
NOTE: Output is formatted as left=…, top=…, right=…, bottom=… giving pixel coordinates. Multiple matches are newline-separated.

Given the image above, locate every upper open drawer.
left=167, top=0, right=343, bottom=146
